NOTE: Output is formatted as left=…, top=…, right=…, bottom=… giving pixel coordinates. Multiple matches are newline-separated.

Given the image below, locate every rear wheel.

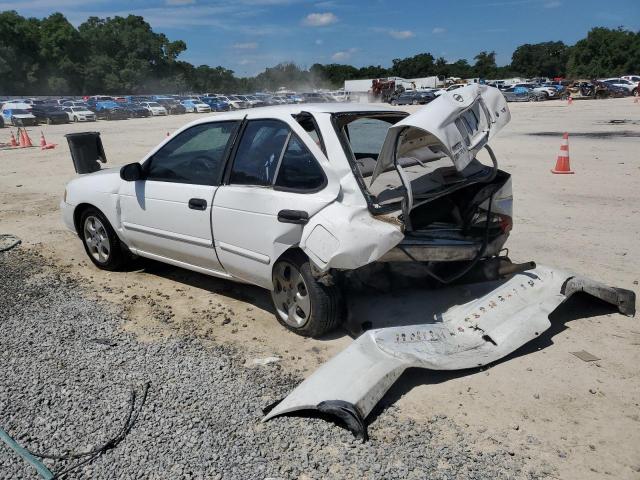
left=79, top=208, right=129, bottom=271
left=270, top=251, right=342, bottom=338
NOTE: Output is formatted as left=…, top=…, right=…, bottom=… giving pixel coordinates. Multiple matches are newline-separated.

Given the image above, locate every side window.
left=229, top=120, right=289, bottom=186
left=146, top=121, right=238, bottom=186
left=275, top=135, right=326, bottom=191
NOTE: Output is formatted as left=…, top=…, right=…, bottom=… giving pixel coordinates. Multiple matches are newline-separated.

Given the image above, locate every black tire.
left=270, top=250, right=342, bottom=338
left=79, top=207, right=129, bottom=271
left=73, top=116, right=78, bottom=122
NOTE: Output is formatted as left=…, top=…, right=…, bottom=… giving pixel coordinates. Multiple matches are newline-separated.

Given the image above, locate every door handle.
left=277, top=209, right=309, bottom=225
left=188, top=198, right=207, bottom=210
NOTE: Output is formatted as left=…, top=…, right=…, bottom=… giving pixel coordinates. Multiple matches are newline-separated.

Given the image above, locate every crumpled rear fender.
left=263, top=266, right=635, bottom=439
left=300, top=203, right=404, bottom=272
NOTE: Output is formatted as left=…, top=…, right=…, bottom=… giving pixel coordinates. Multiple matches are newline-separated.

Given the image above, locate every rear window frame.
left=331, top=111, right=409, bottom=215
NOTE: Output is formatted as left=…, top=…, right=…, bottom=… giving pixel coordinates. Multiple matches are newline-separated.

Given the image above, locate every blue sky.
left=4, top=0, right=640, bottom=76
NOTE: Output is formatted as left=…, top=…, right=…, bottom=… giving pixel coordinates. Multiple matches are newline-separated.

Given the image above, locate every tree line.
left=1, top=10, right=639, bottom=95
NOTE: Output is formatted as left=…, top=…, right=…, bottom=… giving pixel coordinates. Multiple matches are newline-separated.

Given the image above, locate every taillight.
left=498, top=214, right=513, bottom=234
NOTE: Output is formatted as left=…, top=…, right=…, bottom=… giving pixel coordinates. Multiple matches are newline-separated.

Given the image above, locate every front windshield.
left=148, top=102, right=161, bottom=107
left=12, top=109, right=31, bottom=114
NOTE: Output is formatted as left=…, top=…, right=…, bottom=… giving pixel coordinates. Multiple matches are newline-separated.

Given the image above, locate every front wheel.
left=80, top=208, right=129, bottom=271
left=270, top=251, right=342, bottom=337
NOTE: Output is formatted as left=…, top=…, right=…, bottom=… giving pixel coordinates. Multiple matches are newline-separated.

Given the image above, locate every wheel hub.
left=271, top=261, right=311, bottom=328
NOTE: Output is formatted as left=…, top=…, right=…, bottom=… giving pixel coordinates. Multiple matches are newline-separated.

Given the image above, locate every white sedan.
left=139, top=101, right=168, bottom=116
left=62, top=106, right=96, bottom=122
left=61, top=85, right=515, bottom=337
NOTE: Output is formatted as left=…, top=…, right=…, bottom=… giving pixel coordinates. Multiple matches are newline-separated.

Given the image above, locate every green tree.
left=511, top=41, right=568, bottom=77
left=0, top=11, right=42, bottom=94
left=567, top=27, right=640, bottom=78
left=390, top=52, right=435, bottom=78
left=473, top=51, right=497, bottom=78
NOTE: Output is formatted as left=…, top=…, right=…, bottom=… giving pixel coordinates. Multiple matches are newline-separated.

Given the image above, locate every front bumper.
left=263, top=266, right=635, bottom=439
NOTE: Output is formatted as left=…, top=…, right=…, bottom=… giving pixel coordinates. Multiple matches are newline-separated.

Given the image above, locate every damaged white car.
left=63, top=85, right=547, bottom=336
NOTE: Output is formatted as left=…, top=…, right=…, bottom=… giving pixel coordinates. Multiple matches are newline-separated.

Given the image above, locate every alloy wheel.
left=83, top=215, right=111, bottom=263
left=271, top=261, right=311, bottom=328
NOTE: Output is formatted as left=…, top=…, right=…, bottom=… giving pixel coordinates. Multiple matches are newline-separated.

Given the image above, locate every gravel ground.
left=1, top=247, right=539, bottom=480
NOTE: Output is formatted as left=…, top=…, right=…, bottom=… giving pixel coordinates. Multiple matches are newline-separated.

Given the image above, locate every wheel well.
left=274, top=247, right=306, bottom=266
left=73, top=203, right=98, bottom=234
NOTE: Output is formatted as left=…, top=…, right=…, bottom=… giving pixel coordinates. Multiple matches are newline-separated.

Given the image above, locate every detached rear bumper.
left=263, top=266, right=635, bottom=439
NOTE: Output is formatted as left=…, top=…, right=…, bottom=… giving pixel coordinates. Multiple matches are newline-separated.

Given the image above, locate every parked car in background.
left=154, top=98, right=187, bottom=114
left=596, top=81, right=629, bottom=98
left=212, top=95, right=241, bottom=109
left=564, top=81, right=609, bottom=100
left=621, top=75, right=640, bottom=83
left=88, top=100, right=129, bottom=120
left=389, top=90, right=436, bottom=106
left=235, top=95, right=260, bottom=108
left=62, top=106, right=97, bottom=122
left=228, top=96, right=250, bottom=109
left=62, top=100, right=89, bottom=108
left=301, top=92, right=329, bottom=103
left=599, top=78, right=636, bottom=96
left=502, top=86, right=544, bottom=102
left=201, top=97, right=230, bottom=112
left=88, top=96, right=115, bottom=103
left=0, top=115, right=4, bottom=128
left=434, top=84, right=467, bottom=96
left=31, top=104, right=70, bottom=124
left=1, top=107, right=38, bottom=126
left=139, top=101, right=168, bottom=116
left=122, top=102, right=151, bottom=118
left=180, top=99, right=212, bottom=113
left=515, top=83, right=558, bottom=99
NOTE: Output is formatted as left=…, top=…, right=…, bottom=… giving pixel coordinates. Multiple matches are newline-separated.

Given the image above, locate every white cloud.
left=302, top=12, right=338, bottom=27
left=165, top=0, right=195, bottom=5
left=388, top=29, right=415, bottom=39
left=432, top=27, right=446, bottom=34
left=233, top=42, right=258, bottom=49
left=315, top=39, right=324, bottom=45
left=543, top=0, right=561, bottom=7
left=331, top=47, right=357, bottom=61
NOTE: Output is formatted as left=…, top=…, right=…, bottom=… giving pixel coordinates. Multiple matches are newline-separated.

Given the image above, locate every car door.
left=119, top=120, right=240, bottom=273
left=211, top=117, right=339, bottom=289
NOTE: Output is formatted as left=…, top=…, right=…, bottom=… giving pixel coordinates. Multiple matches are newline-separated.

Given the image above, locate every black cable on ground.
left=26, top=382, right=150, bottom=479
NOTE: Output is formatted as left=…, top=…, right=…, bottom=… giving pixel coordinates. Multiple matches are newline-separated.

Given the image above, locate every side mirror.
left=120, top=162, right=143, bottom=181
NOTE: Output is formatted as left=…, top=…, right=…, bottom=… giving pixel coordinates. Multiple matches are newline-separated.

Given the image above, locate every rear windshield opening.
left=334, top=112, right=495, bottom=213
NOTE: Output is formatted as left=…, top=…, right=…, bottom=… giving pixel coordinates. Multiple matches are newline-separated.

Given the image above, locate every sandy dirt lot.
left=1, top=98, right=639, bottom=479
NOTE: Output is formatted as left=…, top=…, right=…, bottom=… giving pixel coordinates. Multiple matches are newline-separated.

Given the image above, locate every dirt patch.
left=528, top=131, right=640, bottom=138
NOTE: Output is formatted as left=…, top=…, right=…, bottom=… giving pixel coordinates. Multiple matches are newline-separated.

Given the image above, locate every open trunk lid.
left=371, top=84, right=511, bottom=184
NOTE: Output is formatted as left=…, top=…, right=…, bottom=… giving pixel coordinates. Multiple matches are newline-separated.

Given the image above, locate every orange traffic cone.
left=551, top=132, right=574, bottom=174
left=18, top=128, right=26, bottom=147
left=9, top=130, right=18, bottom=147
left=39, top=131, right=56, bottom=150
left=567, top=96, right=573, bottom=105
left=22, top=128, right=34, bottom=147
